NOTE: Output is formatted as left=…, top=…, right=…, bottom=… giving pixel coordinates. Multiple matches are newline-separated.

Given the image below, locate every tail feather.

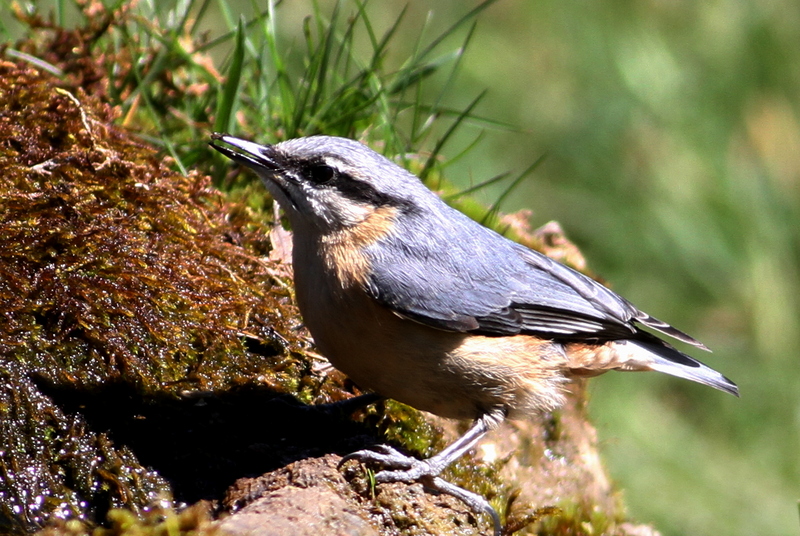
left=629, top=338, right=739, bottom=397
left=634, top=312, right=711, bottom=352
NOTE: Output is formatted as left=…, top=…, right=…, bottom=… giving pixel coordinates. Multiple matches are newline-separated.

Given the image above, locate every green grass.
left=3, top=1, right=798, bottom=535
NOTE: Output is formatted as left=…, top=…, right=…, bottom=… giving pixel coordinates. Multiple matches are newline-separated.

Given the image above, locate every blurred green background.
left=4, top=1, right=797, bottom=534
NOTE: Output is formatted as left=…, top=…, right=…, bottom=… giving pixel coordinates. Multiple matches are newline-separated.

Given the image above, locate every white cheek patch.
left=307, top=187, right=372, bottom=228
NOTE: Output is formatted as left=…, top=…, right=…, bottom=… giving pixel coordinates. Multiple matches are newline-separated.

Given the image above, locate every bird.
left=210, top=133, right=738, bottom=536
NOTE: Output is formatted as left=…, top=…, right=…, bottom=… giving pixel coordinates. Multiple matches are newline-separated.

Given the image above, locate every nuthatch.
left=210, top=134, right=738, bottom=535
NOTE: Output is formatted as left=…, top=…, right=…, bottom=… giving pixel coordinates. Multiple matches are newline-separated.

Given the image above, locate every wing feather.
left=363, top=203, right=705, bottom=348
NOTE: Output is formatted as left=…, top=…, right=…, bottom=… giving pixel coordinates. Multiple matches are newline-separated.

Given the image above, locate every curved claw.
left=338, top=445, right=439, bottom=482
left=431, top=476, right=501, bottom=536
left=338, top=444, right=415, bottom=470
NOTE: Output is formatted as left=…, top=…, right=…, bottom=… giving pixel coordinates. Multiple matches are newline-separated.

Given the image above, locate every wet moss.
left=0, top=4, right=382, bottom=531
left=363, top=400, right=444, bottom=458
left=0, top=361, right=170, bottom=532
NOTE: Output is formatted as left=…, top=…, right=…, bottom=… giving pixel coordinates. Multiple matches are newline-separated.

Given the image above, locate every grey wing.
left=363, top=216, right=707, bottom=350
left=503, top=247, right=707, bottom=348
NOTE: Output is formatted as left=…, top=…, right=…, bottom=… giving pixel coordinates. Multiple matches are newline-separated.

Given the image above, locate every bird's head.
left=210, top=134, right=432, bottom=234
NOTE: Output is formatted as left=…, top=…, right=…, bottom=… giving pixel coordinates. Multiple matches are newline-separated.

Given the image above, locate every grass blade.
left=419, top=90, right=486, bottom=182
left=416, top=0, right=499, bottom=62
left=480, top=153, right=547, bottom=225
left=214, top=16, right=246, bottom=134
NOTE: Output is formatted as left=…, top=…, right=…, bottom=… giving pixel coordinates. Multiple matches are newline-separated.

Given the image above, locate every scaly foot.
left=339, top=418, right=502, bottom=536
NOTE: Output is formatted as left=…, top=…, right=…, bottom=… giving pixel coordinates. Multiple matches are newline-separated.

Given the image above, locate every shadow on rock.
left=37, top=379, right=381, bottom=505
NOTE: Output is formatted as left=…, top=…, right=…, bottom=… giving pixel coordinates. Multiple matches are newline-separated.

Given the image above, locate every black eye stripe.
left=294, top=158, right=416, bottom=212
left=335, top=177, right=417, bottom=212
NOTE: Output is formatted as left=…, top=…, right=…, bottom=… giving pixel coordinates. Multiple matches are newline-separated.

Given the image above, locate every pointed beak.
left=210, top=133, right=301, bottom=213
left=209, top=133, right=283, bottom=174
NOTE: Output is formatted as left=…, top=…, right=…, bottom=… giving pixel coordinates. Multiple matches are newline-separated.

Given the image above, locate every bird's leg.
left=339, top=411, right=503, bottom=536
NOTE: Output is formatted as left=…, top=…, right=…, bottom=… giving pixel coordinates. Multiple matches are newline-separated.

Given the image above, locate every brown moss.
left=0, top=57, right=363, bottom=533
left=0, top=60, right=303, bottom=393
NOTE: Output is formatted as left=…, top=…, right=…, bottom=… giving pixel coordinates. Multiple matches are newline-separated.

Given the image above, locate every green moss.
left=38, top=503, right=223, bottom=536
left=534, top=501, right=620, bottom=536
left=370, top=400, right=443, bottom=457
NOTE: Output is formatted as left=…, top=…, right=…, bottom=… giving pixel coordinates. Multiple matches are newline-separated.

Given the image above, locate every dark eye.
left=306, top=164, right=336, bottom=184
